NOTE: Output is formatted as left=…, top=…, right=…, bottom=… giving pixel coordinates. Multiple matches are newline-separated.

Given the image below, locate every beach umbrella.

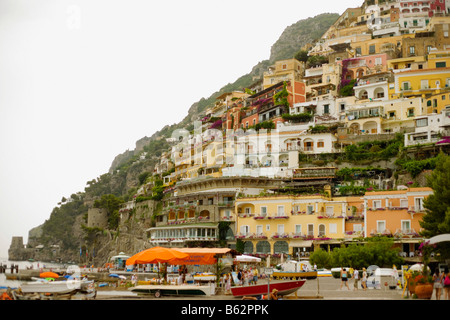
left=108, top=273, right=120, bottom=278
left=409, top=263, right=430, bottom=272
left=235, top=255, right=261, bottom=263
left=39, top=272, right=59, bottom=279
left=126, top=246, right=189, bottom=265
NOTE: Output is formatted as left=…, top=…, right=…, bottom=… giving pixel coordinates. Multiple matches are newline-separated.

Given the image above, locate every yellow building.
left=427, top=49, right=450, bottom=69
left=263, top=58, right=304, bottom=89
left=391, top=67, right=450, bottom=100
left=235, top=194, right=352, bottom=256
left=387, top=55, right=427, bottom=72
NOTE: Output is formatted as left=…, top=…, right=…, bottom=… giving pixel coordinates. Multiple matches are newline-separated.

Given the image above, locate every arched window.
left=256, top=241, right=271, bottom=254
left=274, top=241, right=289, bottom=254
left=244, top=241, right=254, bottom=254
left=318, top=224, right=326, bottom=237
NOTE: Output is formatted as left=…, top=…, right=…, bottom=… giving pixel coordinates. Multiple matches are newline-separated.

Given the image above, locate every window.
left=240, top=225, right=250, bottom=235
left=256, top=225, right=263, bottom=235
left=409, top=46, right=415, bottom=56
left=436, top=61, right=447, bottom=68
left=307, top=224, right=314, bottom=236
left=317, top=140, right=324, bottom=148
left=277, top=224, right=285, bottom=235
left=318, top=224, right=326, bottom=236
left=400, top=199, right=408, bottom=208
left=421, top=79, right=429, bottom=89
left=402, top=81, right=411, bottom=90
left=326, top=206, right=334, bottom=217
left=369, top=45, right=376, bottom=54
left=245, top=207, right=251, bottom=214
left=277, top=205, right=285, bottom=217
left=260, top=206, right=267, bottom=217
left=416, top=118, right=428, bottom=127
left=295, top=224, right=302, bottom=234
left=282, top=64, right=287, bottom=70
left=377, top=221, right=386, bottom=233
left=307, top=205, right=314, bottom=214
left=373, top=200, right=382, bottom=209
left=415, top=197, right=424, bottom=211
left=329, top=223, right=337, bottom=234
left=323, top=104, right=330, bottom=114
left=375, top=57, right=382, bottom=65
left=401, top=220, right=411, bottom=233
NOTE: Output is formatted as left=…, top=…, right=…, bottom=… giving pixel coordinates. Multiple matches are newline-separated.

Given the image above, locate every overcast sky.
left=0, top=0, right=363, bottom=259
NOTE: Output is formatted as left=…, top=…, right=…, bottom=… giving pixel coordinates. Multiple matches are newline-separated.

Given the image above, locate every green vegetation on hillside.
left=41, top=194, right=87, bottom=251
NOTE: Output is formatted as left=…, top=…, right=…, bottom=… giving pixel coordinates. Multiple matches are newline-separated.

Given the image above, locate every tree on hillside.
left=420, top=152, right=450, bottom=260
left=421, top=152, right=450, bottom=237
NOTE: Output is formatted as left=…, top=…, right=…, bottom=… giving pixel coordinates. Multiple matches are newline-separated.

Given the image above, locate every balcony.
left=394, top=228, right=420, bottom=238
left=370, top=229, right=392, bottom=237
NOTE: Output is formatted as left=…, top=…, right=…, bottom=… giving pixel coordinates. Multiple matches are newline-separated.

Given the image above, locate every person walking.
left=340, top=268, right=350, bottom=290
left=432, top=268, right=443, bottom=300
left=361, top=267, right=367, bottom=290
left=352, top=268, right=359, bottom=291
left=443, top=267, right=450, bottom=300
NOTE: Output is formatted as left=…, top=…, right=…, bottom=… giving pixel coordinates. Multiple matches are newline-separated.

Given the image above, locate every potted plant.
left=413, top=241, right=435, bottom=299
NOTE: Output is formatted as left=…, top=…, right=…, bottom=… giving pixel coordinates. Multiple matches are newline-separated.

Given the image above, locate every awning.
left=171, top=248, right=231, bottom=265
left=289, top=240, right=313, bottom=248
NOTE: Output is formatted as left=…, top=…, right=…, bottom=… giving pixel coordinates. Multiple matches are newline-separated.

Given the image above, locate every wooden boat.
left=130, top=284, right=215, bottom=298
left=230, top=280, right=305, bottom=297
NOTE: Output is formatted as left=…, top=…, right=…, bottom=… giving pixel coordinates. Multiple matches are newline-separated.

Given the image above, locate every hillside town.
left=82, top=0, right=450, bottom=264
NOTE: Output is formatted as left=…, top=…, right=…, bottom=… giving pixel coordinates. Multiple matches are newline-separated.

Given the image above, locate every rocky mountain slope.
left=9, top=13, right=341, bottom=264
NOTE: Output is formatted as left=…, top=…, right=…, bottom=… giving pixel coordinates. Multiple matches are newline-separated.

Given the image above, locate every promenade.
left=96, top=276, right=412, bottom=300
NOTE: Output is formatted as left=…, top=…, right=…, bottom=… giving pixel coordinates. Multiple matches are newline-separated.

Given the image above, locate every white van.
left=366, top=268, right=398, bottom=289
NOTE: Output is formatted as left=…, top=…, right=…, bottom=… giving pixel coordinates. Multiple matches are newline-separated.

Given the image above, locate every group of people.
left=433, top=267, right=450, bottom=300
left=236, top=267, right=259, bottom=286
left=221, top=267, right=260, bottom=295
left=340, top=267, right=368, bottom=291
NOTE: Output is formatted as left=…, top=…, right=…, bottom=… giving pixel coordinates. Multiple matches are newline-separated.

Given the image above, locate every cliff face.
left=8, top=13, right=341, bottom=265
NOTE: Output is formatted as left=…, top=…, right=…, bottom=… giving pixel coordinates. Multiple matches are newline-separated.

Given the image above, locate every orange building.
left=364, top=187, right=433, bottom=257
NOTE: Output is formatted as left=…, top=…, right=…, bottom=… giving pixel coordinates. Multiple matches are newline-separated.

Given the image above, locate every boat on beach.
left=230, top=279, right=305, bottom=297
left=130, top=284, right=216, bottom=298
left=11, top=278, right=96, bottom=300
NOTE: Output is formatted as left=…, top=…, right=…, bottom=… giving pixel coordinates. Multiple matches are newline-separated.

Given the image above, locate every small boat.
left=130, top=284, right=216, bottom=298
left=20, top=279, right=95, bottom=295
left=230, top=280, right=305, bottom=297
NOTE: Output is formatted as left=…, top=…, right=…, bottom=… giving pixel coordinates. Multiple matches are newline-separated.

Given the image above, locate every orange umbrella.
left=126, top=246, right=189, bottom=265
left=40, top=272, right=59, bottom=279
